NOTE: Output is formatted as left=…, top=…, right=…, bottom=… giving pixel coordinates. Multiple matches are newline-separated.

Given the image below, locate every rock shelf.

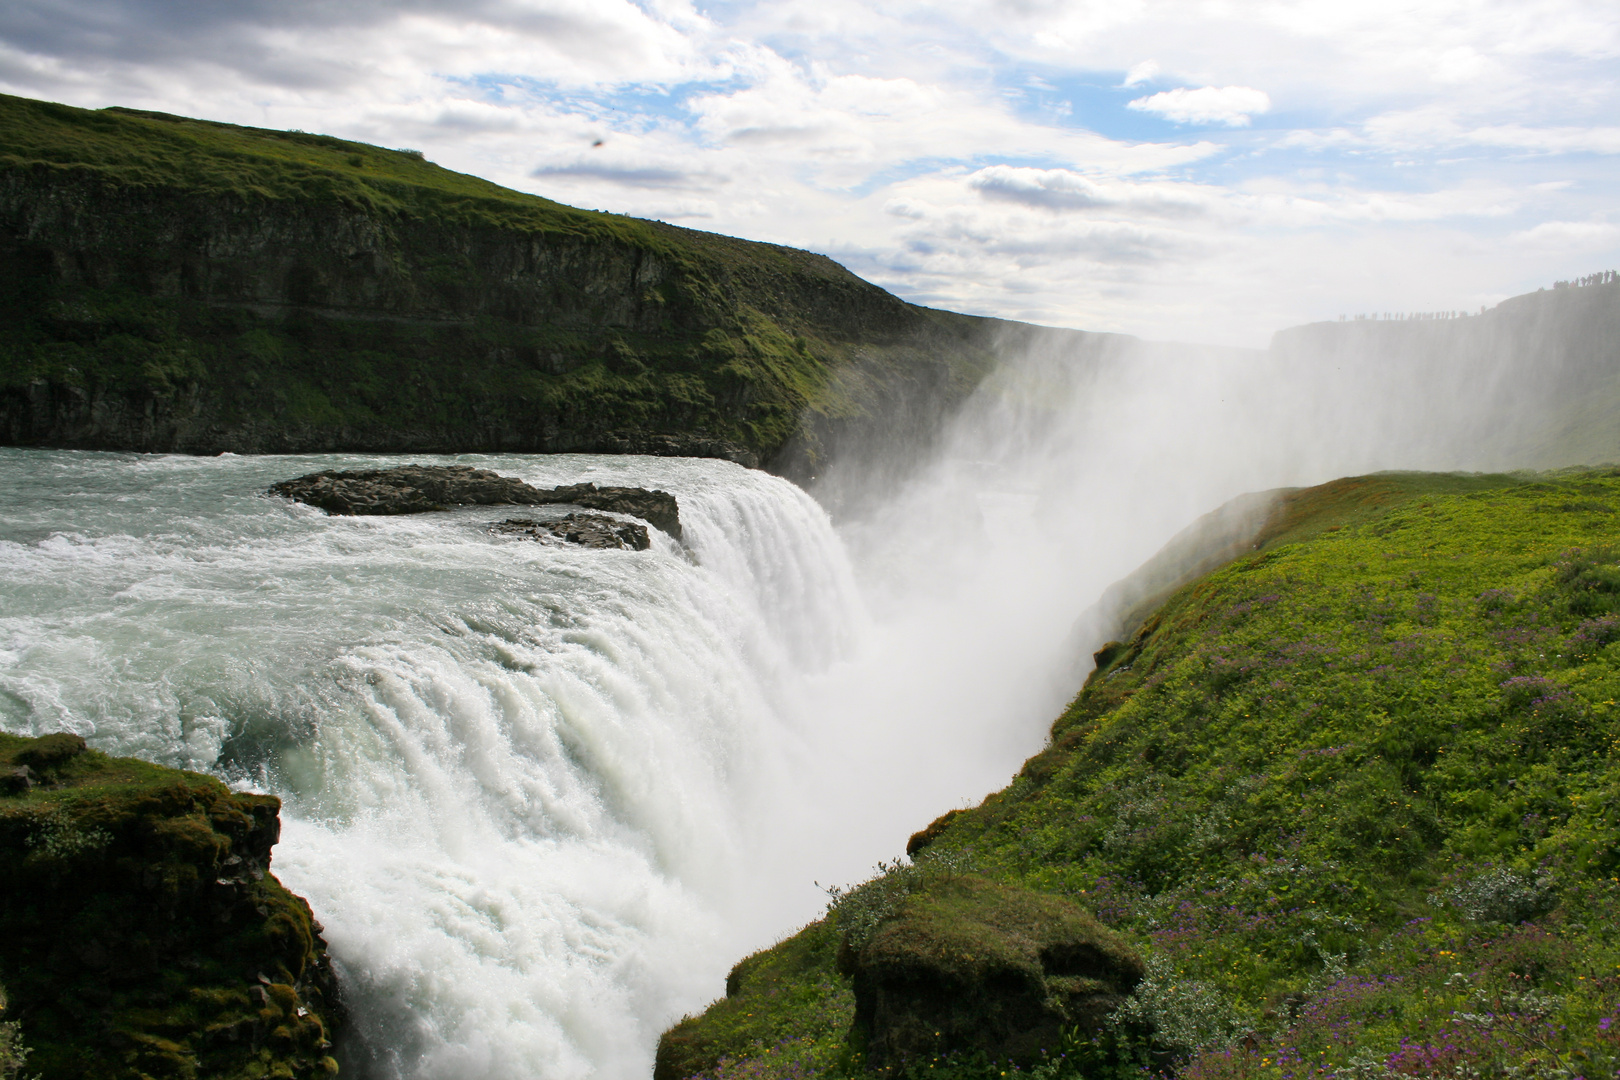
left=268, top=465, right=682, bottom=539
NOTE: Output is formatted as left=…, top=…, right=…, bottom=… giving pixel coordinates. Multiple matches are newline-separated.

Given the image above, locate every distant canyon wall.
left=0, top=96, right=1000, bottom=474
left=1268, top=281, right=1620, bottom=470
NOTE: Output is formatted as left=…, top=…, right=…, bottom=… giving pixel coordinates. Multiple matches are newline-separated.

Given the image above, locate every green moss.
left=842, top=876, right=1142, bottom=1069
left=0, top=733, right=340, bottom=1080
left=663, top=468, right=1620, bottom=1078
left=855, top=876, right=1136, bottom=989
left=657, top=920, right=855, bottom=1080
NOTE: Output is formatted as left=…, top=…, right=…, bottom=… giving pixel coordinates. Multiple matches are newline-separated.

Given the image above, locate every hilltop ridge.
left=0, top=92, right=1013, bottom=472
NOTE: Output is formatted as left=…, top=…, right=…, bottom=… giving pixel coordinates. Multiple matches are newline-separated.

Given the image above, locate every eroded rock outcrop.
left=492, top=515, right=651, bottom=551
left=0, top=732, right=341, bottom=1080
left=840, top=876, right=1142, bottom=1068
left=268, top=465, right=682, bottom=538
left=268, top=465, right=544, bottom=515
left=537, top=483, right=681, bottom=540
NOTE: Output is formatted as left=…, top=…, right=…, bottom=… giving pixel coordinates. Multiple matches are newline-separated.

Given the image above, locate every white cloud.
left=1127, top=85, right=1271, bottom=127
left=1364, top=107, right=1620, bottom=155
left=1431, top=45, right=1492, bottom=83
left=968, top=165, right=1215, bottom=217
left=1273, top=126, right=1364, bottom=150
left=1511, top=220, right=1620, bottom=246
left=1122, top=59, right=1158, bottom=87
left=1467, top=125, right=1620, bottom=155
left=0, top=0, right=1617, bottom=344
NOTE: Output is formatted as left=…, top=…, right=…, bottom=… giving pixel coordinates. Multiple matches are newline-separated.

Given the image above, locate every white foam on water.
left=0, top=450, right=862, bottom=1080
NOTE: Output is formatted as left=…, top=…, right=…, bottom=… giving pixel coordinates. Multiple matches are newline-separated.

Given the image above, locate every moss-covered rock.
left=0, top=732, right=341, bottom=1080
left=841, top=876, right=1141, bottom=1069
left=0, top=981, right=29, bottom=1079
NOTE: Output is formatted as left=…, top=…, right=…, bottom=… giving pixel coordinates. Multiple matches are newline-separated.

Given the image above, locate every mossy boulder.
left=0, top=732, right=341, bottom=1079
left=840, top=876, right=1141, bottom=1068
left=12, top=732, right=86, bottom=775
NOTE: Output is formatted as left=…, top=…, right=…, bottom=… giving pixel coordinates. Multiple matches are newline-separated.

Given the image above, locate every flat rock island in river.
left=268, top=465, right=683, bottom=539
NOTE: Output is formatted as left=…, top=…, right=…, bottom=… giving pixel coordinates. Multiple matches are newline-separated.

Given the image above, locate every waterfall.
left=1, top=294, right=1605, bottom=1078
left=0, top=450, right=865, bottom=1079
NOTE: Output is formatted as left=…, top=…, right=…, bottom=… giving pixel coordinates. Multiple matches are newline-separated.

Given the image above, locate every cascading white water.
left=0, top=450, right=868, bottom=1079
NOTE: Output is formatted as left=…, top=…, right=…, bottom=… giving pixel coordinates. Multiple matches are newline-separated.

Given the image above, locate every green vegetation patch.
left=661, top=468, right=1620, bottom=1078
left=0, top=732, right=340, bottom=1080
left=657, top=919, right=854, bottom=1080
left=0, top=980, right=27, bottom=1080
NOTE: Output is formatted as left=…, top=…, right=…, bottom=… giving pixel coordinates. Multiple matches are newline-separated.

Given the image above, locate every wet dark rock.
left=537, top=483, right=682, bottom=540
left=268, top=465, right=684, bottom=538
left=841, top=876, right=1142, bottom=1069
left=267, top=464, right=540, bottom=515
left=493, top=515, right=651, bottom=551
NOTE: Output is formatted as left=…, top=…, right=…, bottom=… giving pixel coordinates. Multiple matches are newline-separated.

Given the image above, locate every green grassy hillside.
left=660, top=469, right=1620, bottom=1079
left=0, top=92, right=1000, bottom=465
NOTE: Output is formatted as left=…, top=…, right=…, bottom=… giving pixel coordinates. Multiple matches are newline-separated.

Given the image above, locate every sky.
left=1, top=1, right=1618, bottom=346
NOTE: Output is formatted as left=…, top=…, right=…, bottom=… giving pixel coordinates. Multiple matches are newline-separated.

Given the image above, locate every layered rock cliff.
left=0, top=93, right=1000, bottom=473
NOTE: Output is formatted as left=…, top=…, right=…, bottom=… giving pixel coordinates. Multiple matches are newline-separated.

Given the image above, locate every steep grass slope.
left=0, top=92, right=1001, bottom=467
left=660, top=470, right=1620, bottom=1079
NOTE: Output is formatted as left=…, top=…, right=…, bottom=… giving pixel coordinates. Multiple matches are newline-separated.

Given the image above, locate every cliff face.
left=0, top=732, right=341, bottom=1080
left=0, top=94, right=999, bottom=472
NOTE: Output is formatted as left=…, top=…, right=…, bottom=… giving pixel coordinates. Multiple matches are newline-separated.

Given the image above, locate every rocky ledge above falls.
left=267, top=464, right=682, bottom=539
left=0, top=731, right=342, bottom=1080
left=491, top=514, right=651, bottom=551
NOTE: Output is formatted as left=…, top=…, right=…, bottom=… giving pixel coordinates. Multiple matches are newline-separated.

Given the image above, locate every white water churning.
left=0, top=450, right=866, bottom=1080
